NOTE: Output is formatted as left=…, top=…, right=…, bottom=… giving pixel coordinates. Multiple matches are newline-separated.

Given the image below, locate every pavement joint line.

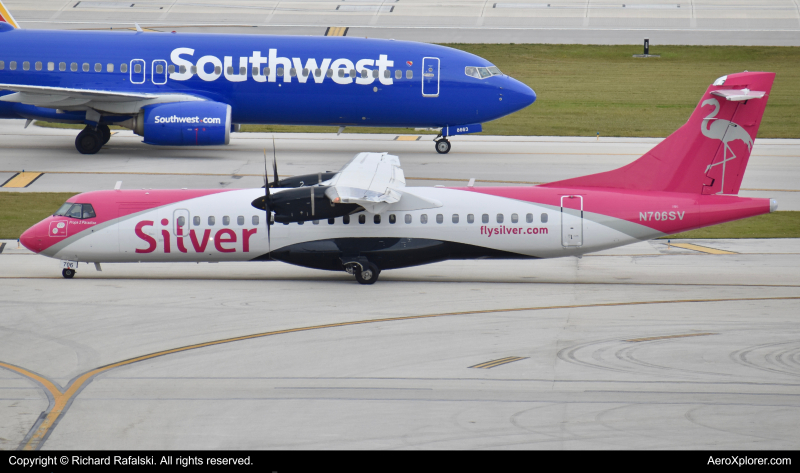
left=470, top=356, right=529, bottom=369
left=625, top=332, right=718, bottom=342
left=1, top=294, right=798, bottom=450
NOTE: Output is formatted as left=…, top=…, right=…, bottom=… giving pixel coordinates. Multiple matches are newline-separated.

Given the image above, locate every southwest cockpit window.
left=465, top=66, right=502, bottom=79
left=54, top=203, right=96, bottom=219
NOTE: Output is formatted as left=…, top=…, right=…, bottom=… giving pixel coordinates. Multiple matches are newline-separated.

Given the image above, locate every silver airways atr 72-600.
left=21, top=72, right=777, bottom=284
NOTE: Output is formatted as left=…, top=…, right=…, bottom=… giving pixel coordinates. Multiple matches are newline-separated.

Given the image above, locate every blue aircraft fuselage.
left=0, top=27, right=536, bottom=153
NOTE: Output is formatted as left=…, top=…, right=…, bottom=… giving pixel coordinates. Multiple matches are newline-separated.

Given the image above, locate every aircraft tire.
left=435, top=139, right=451, bottom=154
left=62, top=268, right=75, bottom=279
left=98, top=124, right=111, bottom=144
left=354, top=263, right=380, bottom=285
left=75, top=127, right=103, bottom=154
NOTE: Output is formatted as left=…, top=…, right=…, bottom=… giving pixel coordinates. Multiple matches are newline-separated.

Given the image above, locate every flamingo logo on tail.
left=701, top=98, right=753, bottom=194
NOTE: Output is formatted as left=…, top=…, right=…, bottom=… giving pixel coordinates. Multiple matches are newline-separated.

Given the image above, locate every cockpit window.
left=54, top=203, right=96, bottom=219
left=465, top=66, right=503, bottom=79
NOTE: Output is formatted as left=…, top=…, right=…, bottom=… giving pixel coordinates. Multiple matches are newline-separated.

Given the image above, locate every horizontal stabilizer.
left=711, top=89, right=766, bottom=102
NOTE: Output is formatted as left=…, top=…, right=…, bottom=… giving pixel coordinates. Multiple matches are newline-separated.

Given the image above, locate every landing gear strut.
left=62, top=268, right=75, bottom=279
left=354, top=262, right=380, bottom=285
left=75, top=125, right=108, bottom=154
left=435, top=137, right=451, bottom=154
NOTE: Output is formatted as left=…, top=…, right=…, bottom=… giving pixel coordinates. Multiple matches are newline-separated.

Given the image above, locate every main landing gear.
left=345, top=260, right=381, bottom=285
left=62, top=268, right=75, bottom=279
left=435, top=137, right=451, bottom=154
left=75, top=124, right=110, bottom=154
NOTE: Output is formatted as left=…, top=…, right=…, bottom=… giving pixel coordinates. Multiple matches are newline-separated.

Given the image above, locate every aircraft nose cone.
left=19, top=225, right=40, bottom=253
left=504, top=78, right=536, bottom=109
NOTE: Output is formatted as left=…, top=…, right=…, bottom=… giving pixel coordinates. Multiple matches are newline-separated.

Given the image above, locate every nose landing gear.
left=62, top=268, right=75, bottom=279
left=435, top=138, right=451, bottom=154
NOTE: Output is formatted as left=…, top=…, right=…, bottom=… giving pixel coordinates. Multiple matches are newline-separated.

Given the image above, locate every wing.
left=0, top=83, right=205, bottom=114
left=323, top=152, right=406, bottom=213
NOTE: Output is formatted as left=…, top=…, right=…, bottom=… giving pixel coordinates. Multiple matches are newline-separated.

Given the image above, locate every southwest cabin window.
left=35, top=62, right=42, bottom=71
left=59, top=62, right=66, bottom=71
left=95, top=63, right=101, bottom=72
left=54, top=203, right=95, bottom=219
left=168, top=65, right=175, bottom=74
left=47, top=62, right=54, bottom=71
left=395, top=70, right=402, bottom=80
left=107, top=63, right=114, bottom=73
left=120, top=63, right=127, bottom=73
left=83, top=63, right=89, bottom=72
left=70, top=63, right=77, bottom=72
left=0, top=61, right=4, bottom=70
left=134, top=64, right=141, bottom=74
left=9, top=61, right=16, bottom=70
left=406, top=70, right=413, bottom=79
left=23, top=61, right=29, bottom=71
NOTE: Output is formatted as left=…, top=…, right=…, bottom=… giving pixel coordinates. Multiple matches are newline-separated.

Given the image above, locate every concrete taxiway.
left=1, top=120, right=799, bottom=210
left=6, top=0, right=800, bottom=46
left=0, top=238, right=798, bottom=449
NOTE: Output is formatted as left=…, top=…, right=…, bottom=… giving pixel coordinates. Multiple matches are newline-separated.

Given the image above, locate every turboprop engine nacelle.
left=121, top=101, right=232, bottom=146
left=252, top=186, right=362, bottom=223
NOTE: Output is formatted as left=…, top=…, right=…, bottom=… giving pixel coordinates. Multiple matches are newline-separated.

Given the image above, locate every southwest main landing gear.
left=435, top=138, right=451, bottom=154
left=75, top=124, right=110, bottom=154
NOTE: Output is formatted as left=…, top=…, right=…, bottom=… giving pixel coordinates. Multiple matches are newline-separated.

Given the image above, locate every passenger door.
left=152, top=59, right=167, bottom=85
left=421, top=57, right=440, bottom=97
left=130, top=59, right=146, bottom=84
left=560, top=195, right=583, bottom=248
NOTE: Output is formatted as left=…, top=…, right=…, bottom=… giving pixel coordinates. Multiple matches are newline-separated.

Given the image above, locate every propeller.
left=272, top=137, right=279, bottom=188
left=263, top=148, right=272, bottom=253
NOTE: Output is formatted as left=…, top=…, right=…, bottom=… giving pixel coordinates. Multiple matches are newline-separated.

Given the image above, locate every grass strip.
left=1, top=193, right=796, bottom=240
left=35, top=45, right=800, bottom=138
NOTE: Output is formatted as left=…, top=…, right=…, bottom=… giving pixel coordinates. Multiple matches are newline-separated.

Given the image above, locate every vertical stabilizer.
left=0, top=0, right=19, bottom=29
left=543, top=71, right=775, bottom=195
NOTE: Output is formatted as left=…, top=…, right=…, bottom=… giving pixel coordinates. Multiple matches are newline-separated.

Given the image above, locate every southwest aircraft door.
left=422, top=57, right=440, bottom=97
left=560, top=195, right=583, bottom=247
left=152, top=59, right=167, bottom=85
left=130, top=59, right=145, bottom=84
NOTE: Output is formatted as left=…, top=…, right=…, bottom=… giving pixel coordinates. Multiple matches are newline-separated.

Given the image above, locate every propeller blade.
left=311, top=187, right=315, bottom=216
left=272, top=137, right=279, bottom=188
left=263, top=148, right=271, bottom=250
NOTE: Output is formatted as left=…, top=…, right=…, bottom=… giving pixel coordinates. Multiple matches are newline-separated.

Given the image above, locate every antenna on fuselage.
left=134, top=23, right=143, bottom=33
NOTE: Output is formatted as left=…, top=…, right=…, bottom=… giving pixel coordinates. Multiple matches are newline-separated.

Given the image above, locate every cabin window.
left=120, top=63, right=127, bottom=73
left=436, top=214, right=443, bottom=224
left=193, top=216, right=200, bottom=226
left=237, top=216, right=244, bottom=225
left=190, top=66, right=197, bottom=74
left=252, top=66, right=259, bottom=76
left=252, top=215, right=259, bottom=225
left=405, top=214, right=411, bottom=224
left=95, top=63, right=102, bottom=72
left=359, top=214, right=366, bottom=224
left=208, top=216, right=215, bottom=226
left=389, top=214, right=396, bottom=224
left=35, top=62, right=42, bottom=71
left=360, top=69, right=368, bottom=79
left=315, top=69, right=322, bottom=77
left=349, top=69, right=356, bottom=78
left=23, top=61, right=30, bottom=71
left=59, top=62, right=66, bottom=71
left=395, top=69, right=401, bottom=79
left=10, top=61, right=16, bottom=70
left=47, top=62, right=54, bottom=71
left=420, top=214, right=428, bottom=224
left=133, top=64, right=141, bottom=73
left=452, top=214, right=459, bottom=224
left=326, top=69, right=333, bottom=78
left=70, top=62, right=77, bottom=72
left=277, top=67, right=284, bottom=76
left=541, top=213, right=548, bottom=223
left=240, top=66, right=246, bottom=75
left=177, top=216, right=186, bottom=228
left=167, top=65, right=174, bottom=74
left=262, top=67, right=269, bottom=76
left=0, top=61, right=4, bottom=70
left=328, top=218, right=335, bottom=224
left=289, top=68, right=297, bottom=77
left=526, top=213, right=533, bottom=223
left=297, top=221, right=304, bottom=225
left=374, top=214, right=381, bottom=224
left=497, top=214, right=504, bottom=224
left=482, top=214, right=489, bottom=224
left=302, top=68, right=309, bottom=77
left=104, top=63, right=112, bottom=72
left=222, top=216, right=230, bottom=226
left=83, top=63, right=89, bottom=72
left=343, top=215, right=350, bottom=224
left=467, top=214, right=474, bottom=224
left=214, top=66, right=221, bottom=75
left=406, top=70, right=413, bottom=79
left=381, top=70, right=388, bottom=79
left=226, top=66, right=233, bottom=75
left=313, top=220, right=319, bottom=225
left=338, top=69, right=344, bottom=78
left=511, top=213, right=519, bottom=224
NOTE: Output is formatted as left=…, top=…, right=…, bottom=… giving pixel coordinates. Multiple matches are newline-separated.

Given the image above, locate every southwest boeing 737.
left=0, top=1, right=535, bottom=155
left=20, top=72, right=777, bottom=284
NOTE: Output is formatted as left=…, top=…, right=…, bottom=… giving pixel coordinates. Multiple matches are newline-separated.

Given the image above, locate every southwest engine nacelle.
left=123, top=101, right=232, bottom=146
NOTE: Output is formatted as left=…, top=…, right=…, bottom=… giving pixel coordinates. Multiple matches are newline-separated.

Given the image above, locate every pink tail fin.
left=543, top=71, right=775, bottom=195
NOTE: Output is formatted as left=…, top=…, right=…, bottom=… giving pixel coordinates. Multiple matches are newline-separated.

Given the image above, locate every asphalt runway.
left=0, top=238, right=798, bottom=449
left=1, top=120, right=799, bottom=209
left=6, top=0, right=800, bottom=46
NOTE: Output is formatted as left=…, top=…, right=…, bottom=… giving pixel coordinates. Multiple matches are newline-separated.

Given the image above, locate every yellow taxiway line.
left=469, top=356, right=528, bottom=369
left=1, top=172, right=43, bottom=188
left=2, top=295, right=799, bottom=450
left=670, top=243, right=738, bottom=255
left=625, top=332, right=717, bottom=343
